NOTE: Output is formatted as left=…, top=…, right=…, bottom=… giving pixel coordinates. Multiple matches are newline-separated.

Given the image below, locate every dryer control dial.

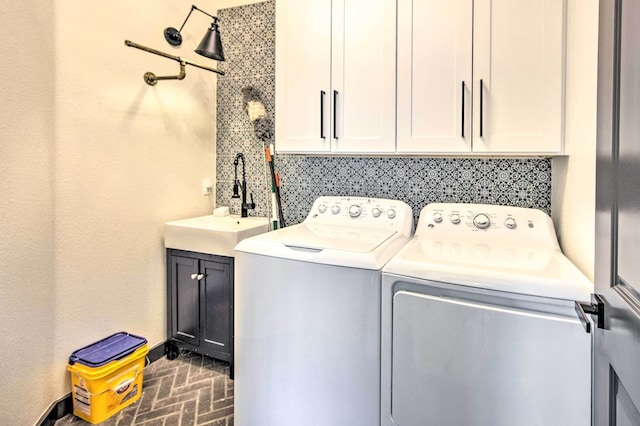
left=504, top=217, right=517, bottom=229
left=473, top=213, right=491, bottom=229
left=450, top=213, right=461, bottom=224
left=433, top=212, right=443, bottom=223
left=331, top=205, right=341, bottom=215
left=318, top=204, right=327, bottom=214
left=349, top=205, right=362, bottom=218
left=387, top=209, right=396, bottom=219
left=371, top=207, right=382, bottom=218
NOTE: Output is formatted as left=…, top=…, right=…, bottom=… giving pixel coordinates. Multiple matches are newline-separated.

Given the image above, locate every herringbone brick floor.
left=56, top=352, right=234, bottom=425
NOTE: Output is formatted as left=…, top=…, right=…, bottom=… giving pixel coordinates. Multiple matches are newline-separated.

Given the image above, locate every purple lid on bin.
left=68, top=332, right=147, bottom=367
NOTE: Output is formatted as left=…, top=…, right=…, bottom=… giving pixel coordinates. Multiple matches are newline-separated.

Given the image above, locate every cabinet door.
left=397, top=0, right=472, bottom=153
left=170, top=255, right=200, bottom=347
left=201, top=259, right=232, bottom=356
left=473, top=0, right=565, bottom=153
left=275, top=0, right=331, bottom=153
left=331, top=0, right=397, bottom=153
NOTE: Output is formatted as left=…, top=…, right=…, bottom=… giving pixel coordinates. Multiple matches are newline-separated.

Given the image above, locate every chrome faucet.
left=232, top=153, right=255, bottom=218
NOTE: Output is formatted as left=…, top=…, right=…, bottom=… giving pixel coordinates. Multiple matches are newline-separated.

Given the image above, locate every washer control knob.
left=349, top=205, right=362, bottom=218
left=473, top=213, right=491, bottom=229
left=450, top=213, right=461, bottom=224
left=331, top=205, right=341, bottom=215
left=504, top=217, right=517, bottom=229
left=433, top=212, right=443, bottom=223
left=318, top=204, right=327, bottom=214
left=371, top=207, right=382, bottom=218
left=387, top=209, right=396, bottom=219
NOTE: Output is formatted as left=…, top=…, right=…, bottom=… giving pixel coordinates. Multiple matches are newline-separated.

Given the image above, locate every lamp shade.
left=195, top=22, right=225, bottom=61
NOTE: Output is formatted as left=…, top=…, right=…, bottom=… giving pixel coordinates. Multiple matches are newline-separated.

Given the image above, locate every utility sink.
left=164, top=215, right=270, bottom=257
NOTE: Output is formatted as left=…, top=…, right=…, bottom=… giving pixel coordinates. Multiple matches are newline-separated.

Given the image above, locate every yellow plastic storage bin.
left=67, top=332, right=148, bottom=424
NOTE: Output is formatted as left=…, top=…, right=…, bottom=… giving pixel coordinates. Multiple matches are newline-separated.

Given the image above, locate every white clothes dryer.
left=381, top=203, right=593, bottom=426
left=234, top=196, right=413, bottom=426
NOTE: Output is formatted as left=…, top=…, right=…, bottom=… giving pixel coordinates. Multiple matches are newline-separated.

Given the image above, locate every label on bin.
left=73, top=386, right=91, bottom=415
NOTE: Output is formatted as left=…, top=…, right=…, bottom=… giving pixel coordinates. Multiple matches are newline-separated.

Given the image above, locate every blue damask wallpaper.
left=215, top=0, right=552, bottom=226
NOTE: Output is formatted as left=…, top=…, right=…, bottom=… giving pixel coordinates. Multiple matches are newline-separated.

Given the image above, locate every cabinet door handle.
left=196, top=274, right=205, bottom=280
left=479, top=79, right=484, bottom=137
left=191, top=273, right=198, bottom=280
left=320, top=90, right=326, bottom=139
left=333, top=90, right=338, bottom=139
left=461, top=81, right=466, bottom=138
left=191, top=273, right=205, bottom=280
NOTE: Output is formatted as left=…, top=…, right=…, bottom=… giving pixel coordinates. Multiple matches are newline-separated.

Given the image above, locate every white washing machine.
left=234, top=196, right=414, bottom=426
left=381, top=203, right=593, bottom=426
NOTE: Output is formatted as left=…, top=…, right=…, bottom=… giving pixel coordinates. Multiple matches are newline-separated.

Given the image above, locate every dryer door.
left=390, top=290, right=590, bottom=426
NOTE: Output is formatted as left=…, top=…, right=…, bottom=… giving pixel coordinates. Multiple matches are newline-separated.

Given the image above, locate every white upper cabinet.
left=277, top=0, right=566, bottom=155
left=397, top=0, right=473, bottom=153
left=473, top=0, right=565, bottom=154
left=397, top=0, right=566, bottom=154
left=275, top=0, right=397, bottom=153
left=275, top=0, right=331, bottom=153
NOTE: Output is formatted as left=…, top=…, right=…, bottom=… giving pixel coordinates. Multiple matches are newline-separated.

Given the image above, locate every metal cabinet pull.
left=574, top=293, right=605, bottom=333
left=190, top=273, right=205, bottom=280
left=191, top=273, right=198, bottom=280
left=461, top=81, right=466, bottom=138
left=333, top=90, right=338, bottom=139
left=320, top=90, right=326, bottom=139
left=479, top=79, right=484, bottom=137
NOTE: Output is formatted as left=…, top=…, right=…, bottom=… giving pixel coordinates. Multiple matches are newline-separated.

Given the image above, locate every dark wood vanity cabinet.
left=166, top=249, right=234, bottom=377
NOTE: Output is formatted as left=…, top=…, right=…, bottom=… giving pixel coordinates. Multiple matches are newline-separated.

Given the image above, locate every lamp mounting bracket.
left=164, top=5, right=219, bottom=47
left=143, top=61, right=186, bottom=86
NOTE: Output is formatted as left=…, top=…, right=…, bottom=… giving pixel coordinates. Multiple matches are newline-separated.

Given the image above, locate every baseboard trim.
left=36, top=341, right=167, bottom=426
left=147, top=340, right=169, bottom=364
left=36, top=394, right=73, bottom=426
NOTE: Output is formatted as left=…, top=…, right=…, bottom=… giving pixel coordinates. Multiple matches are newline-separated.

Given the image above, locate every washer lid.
left=235, top=222, right=405, bottom=269
left=277, top=223, right=397, bottom=252
left=383, top=236, right=592, bottom=301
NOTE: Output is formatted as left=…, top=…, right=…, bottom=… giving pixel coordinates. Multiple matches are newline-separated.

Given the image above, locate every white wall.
left=0, top=1, right=220, bottom=423
left=215, top=0, right=266, bottom=9
left=0, top=0, right=57, bottom=420
left=552, top=0, right=599, bottom=282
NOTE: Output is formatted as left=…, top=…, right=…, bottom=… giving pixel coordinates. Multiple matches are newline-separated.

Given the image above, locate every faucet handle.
left=232, top=180, right=241, bottom=199
left=248, top=193, right=256, bottom=210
